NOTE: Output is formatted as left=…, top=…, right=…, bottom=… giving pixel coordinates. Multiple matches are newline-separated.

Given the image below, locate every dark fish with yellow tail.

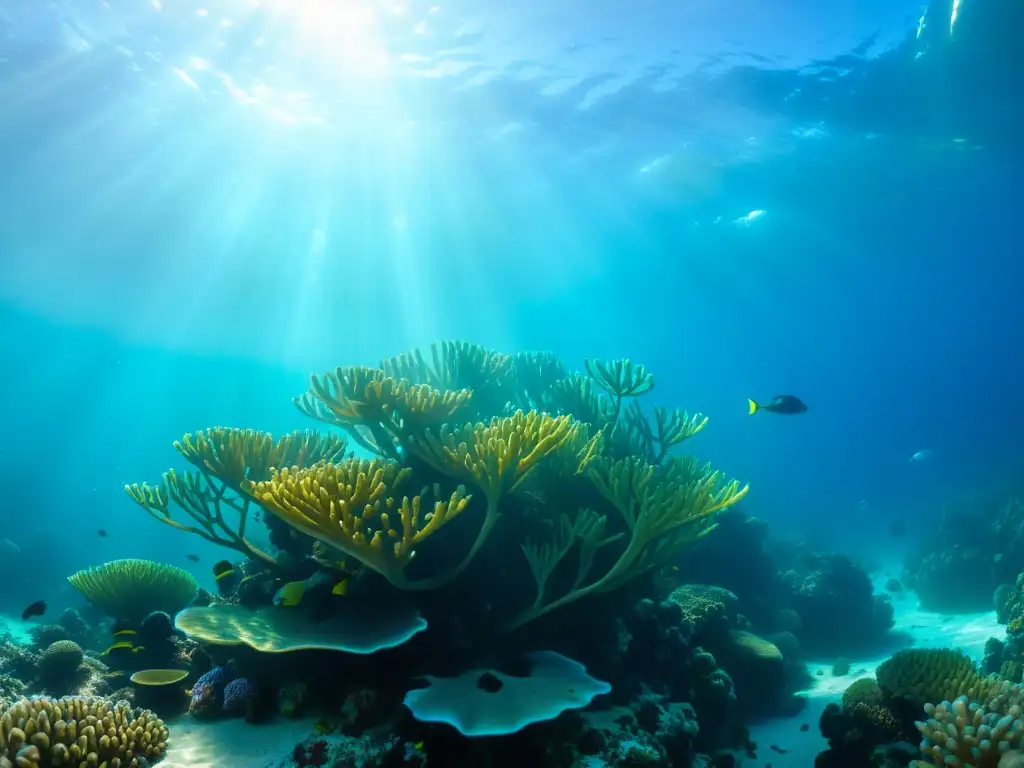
left=747, top=395, right=808, bottom=415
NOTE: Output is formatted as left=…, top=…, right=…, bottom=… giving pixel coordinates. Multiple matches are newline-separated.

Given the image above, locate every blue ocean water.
left=0, top=0, right=1021, bottom=760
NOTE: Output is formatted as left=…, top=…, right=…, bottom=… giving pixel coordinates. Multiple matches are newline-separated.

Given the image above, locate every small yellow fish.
left=104, top=641, right=135, bottom=655
left=113, top=629, right=137, bottom=637
left=273, top=580, right=307, bottom=607
left=332, top=579, right=349, bottom=597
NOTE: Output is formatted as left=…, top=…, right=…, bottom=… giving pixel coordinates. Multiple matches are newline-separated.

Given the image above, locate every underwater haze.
left=1, top=0, right=1024, bottom=764
left=3, top=0, right=1021, bottom=576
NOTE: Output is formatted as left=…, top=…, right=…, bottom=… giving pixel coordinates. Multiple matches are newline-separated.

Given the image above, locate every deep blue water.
left=0, top=0, right=1021, bottom=611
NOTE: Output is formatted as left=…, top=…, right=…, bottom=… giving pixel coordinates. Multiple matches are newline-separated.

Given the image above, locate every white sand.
left=747, top=577, right=1004, bottom=766
left=161, top=716, right=318, bottom=768
left=0, top=616, right=35, bottom=644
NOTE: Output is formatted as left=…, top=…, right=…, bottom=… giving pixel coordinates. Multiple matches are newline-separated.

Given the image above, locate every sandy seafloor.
left=0, top=574, right=1006, bottom=768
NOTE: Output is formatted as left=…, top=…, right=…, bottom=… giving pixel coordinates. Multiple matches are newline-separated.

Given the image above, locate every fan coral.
left=0, top=695, right=169, bottom=766
left=68, top=559, right=198, bottom=623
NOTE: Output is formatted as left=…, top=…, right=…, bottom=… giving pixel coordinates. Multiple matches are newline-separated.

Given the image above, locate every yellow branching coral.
left=175, top=427, right=348, bottom=490
left=506, top=454, right=748, bottom=631
left=126, top=428, right=346, bottom=567
left=405, top=410, right=577, bottom=585
left=381, top=341, right=514, bottom=391
left=607, top=402, right=708, bottom=464
left=296, top=366, right=472, bottom=459
left=585, top=358, right=654, bottom=424
left=244, top=458, right=471, bottom=589
left=552, top=374, right=617, bottom=428
left=127, top=468, right=278, bottom=565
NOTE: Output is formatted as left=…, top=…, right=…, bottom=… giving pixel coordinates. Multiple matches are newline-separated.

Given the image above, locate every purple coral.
left=189, top=665, right=231, bottom=715
left=223, top=676, right=258, bottom=720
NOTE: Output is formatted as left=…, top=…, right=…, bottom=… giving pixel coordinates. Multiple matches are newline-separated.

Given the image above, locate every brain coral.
left=0, top=695, right=169, bottom=766
left=38, top=641, right=84, bottom=680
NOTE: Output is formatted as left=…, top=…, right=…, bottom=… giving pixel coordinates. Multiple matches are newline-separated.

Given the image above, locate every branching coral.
left=126, top=428, right=347, bottom=566
left=244, top=458, right=470, bottom=589
left=296, top=366, right=473, bottom=459
left=506, top=455, right=748, bottom=630
left=405, top=410, right=578, bottom=585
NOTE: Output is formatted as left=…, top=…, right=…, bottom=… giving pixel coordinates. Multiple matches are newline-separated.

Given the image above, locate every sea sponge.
left=68, top=559, right=198, bottom=623
left=189, top=666, right=232, bottom=715
left=222, top=677, right=258, bottom=720
left=914, top=695, right=1024, bottom=767
left=0, top=695, right=169, bottom=765
left=877, top=648, right=1004, bottom=709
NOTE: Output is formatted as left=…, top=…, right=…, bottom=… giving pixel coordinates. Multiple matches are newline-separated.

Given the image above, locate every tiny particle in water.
left=98, top=529, right=108, bottom=537
left=799, top=723, right=809, bottom=732
left=186, top=554, right=200, bottom=562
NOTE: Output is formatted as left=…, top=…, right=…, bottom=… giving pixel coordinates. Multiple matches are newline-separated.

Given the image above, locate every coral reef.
left=903, top=495, right=1024, bottom=613
left=126, top=429, right=349, bottom=566
left=782, top=552, right=894, bottom=653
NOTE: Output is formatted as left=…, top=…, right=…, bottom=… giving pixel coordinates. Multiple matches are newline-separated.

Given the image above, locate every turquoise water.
left=0, top=0, right=1021, bottom=764
left=2, top=0, right=1019, bottom=603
